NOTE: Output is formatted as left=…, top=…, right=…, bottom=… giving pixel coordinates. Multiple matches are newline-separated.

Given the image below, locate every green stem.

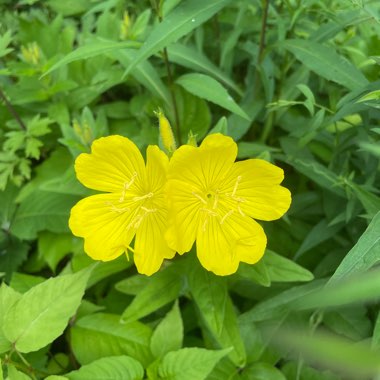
left=153, top=0, right=181, bottom=144
left=0, top=86, right=27, bottom=130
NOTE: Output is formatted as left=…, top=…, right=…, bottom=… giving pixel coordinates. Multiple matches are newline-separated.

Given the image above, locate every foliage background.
left=1, top=0, right=380, bottom=379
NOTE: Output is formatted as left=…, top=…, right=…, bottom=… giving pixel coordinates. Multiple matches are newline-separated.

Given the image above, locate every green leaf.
left=65, top=356, right=144, bottom=380
left=6, top=365, right=31, bottom=380
left=240, top=362, right=286, bottom=380
left=110, top=49, right=171, bottom=106
left=188, top=264, right=246, bottom=366
left=167, top=44, right=242, bottom=95
left=70, top=313, right=152, bottom=366
left=150, top=301, right=183, bottom=358
left=263, top=250, right=314, bottom=282
left=120, top=267, right=183, bottom=323
left=123, top=0, right=233, bottom=76
left=330, top=212, right=380, bottom=282
left=0, top=31, right=13, bottom=58
left=42, top=40, right=139, bottom=77
left=240, top=279, right=326, bottom=323
left=3, top=266, right=93, bottom=353
left=176, top=73, right=249, bottom=119
left=158, top=348, right=230, bottom=380
left=282, top=39, right=368, bottom=90
left=0, top=284, right=21, bottom=354
left=10, top=191, right=80, bottom=240
left=38, top=232, right=73, bottom=272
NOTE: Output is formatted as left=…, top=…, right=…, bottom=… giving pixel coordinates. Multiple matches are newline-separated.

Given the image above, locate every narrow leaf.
left=282, top=39, right=368, bottom=90
left=177, top=73, right=249, bottom=119
left=123, top=0, right=233, bottom=76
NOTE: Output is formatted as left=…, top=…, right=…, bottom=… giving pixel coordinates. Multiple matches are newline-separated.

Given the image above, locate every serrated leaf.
left=3, top=266, right=93, bottom=353
left=158, top=348, right=230, bottom=380
left=66, top=356, right=144, bottom=380
left=121, top=267, right=183, bottom=323
left=282, top=39, right=368, bottom=90
left=71, top=313, right=152, bottom=366
left=0, top=31, right=12, bottom=58
left=150, top=301, right=183, bottom=358
left=177, top=73, right=249, bottom=119
left=124, top=0, right=233, bottom=76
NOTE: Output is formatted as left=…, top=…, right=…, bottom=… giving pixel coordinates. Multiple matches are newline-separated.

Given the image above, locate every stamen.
left=141, top=206, right=157, bottom=213
left=192, top=192, right=207, bottom=204
left=133, top=192, right=154, bottom=201
left=120, top=172, right=138, bottom=202
left=212, top=192, right=219, bottom=209
left=202, top=218, right=209, bottom=231
left=220, top=210, right=234, bottom=224
left=200, top=208, right=218, bottom=216
left=237, top=203, right=246, bottom=216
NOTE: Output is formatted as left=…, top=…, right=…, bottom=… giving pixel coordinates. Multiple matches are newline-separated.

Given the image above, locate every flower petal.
left=225, top=159, right=291, bottom=221
left=69, top=193, right=138, bottom=261
left=196, top=216, right=240, bottom=276
left=145, top=145, right=169, bottom=193
left=168, top=133, right=237, bottom=190
left=75, top=135, right=145, bottom=193
left=196, top=211, right=267, bottom=275
left=165, top=179, right=200, bottom=254
left=134, top=211, right=175, bottom=276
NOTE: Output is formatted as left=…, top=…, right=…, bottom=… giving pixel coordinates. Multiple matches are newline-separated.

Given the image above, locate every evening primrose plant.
left=69, top=115, right=291, bottom=276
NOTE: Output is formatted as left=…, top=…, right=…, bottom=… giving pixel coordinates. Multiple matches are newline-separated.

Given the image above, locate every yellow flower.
left=69, top=135, right=175, bottom=275
left=165, top=133, right=291, bottom=276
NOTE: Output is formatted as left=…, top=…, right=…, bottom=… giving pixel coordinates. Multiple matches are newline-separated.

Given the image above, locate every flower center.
left=193, top=175, right=246, bottom=232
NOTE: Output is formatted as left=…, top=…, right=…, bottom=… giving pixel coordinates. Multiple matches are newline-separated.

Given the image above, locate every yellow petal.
left=165, top=179, right=200, bottom=254
left=196, top=216, right=240, bottom=276
left=225, top=159, right=292, bottom=221
left=75, top=135, right=145, bottom=193
left=69, top=193, right=138, bottom=261
left=168, top=133, right=237, bottom=189
left=145, top=145, right=169, bottom=192
left=134, top=210, right=175, bottom=276
left=196, top=211, right=267, bottom=275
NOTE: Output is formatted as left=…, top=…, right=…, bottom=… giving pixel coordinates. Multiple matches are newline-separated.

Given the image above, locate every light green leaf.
left=241, top=362, right=286, bottom=380
left=0, top=31, right=13, bottom=58
left=282, top=39, right=368, bottom=90
left=0, top=284, right=21, bottom=354
left=6, top=365, right=31, bottom=380
left=42, top=40, right=139, bottom=77
left=123, top=0, right=233, bottom=76
left=120, top=268, right=183, bottom=323
left=188, top=264, right=246, bottom=366
left=158, top=348, right=230, bottom=380
left=66, top=356, right=144, bottom=380
left=263, top=250, right=314, bottom=282
left=176, top=73, right=249, bottom=119
left=150, top=301, right=183, bottom=358
left=330, top=212, right=380, bottom=282
left=167, top=44, right=241, bottom=95
left=3, top=266, right=93, bottom=353
left=71, top=313, right=152, bottom=366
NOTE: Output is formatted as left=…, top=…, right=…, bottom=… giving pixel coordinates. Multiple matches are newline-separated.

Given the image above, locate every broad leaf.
left=3, top=266, right=93, bottom=353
